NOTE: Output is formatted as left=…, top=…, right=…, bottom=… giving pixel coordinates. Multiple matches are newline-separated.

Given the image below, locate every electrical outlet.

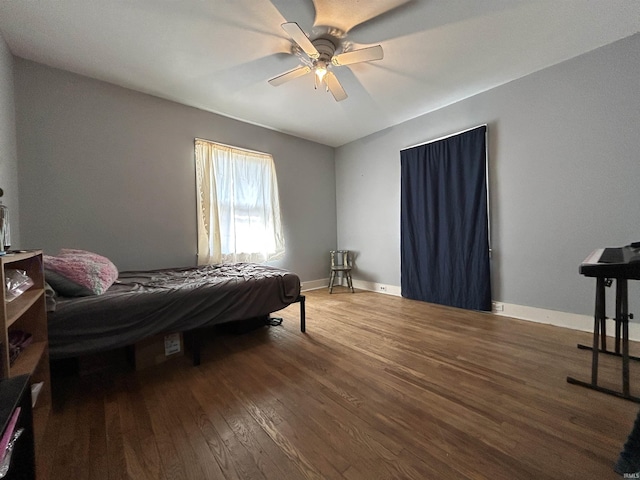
left=379, top=285, right=387, bottom=292
left=492, top=302, right=504, bottom=312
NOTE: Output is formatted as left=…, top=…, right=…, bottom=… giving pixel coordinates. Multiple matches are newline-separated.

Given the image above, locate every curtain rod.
left=194, top=137, right=272, bottom=158
left=401, top=124, right=487, bottom=151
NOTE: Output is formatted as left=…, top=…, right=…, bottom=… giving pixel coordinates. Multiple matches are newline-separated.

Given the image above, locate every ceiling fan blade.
left=281, top=22, right=319, bottom=59
left=268, top=65, right=312, bottom=86
left=324, top=72, right=347, bottom=102
left=312, top=0, right=411, bottom=36
left=332, top=45, right=383, bottom=66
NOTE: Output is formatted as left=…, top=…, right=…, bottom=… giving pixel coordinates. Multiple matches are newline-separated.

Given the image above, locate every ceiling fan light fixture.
left=314, top=61, right=328, bottom=84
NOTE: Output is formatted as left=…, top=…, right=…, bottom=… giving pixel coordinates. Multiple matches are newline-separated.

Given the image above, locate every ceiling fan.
left=268, top=22, right=384, bottom=102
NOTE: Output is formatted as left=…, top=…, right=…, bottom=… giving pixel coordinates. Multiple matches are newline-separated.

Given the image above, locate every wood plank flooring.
left=37, top=289, right=640, bottom=479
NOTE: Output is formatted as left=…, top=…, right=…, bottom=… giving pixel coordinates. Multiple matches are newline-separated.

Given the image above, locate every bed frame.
left=187, top=294, right=305, bottom=366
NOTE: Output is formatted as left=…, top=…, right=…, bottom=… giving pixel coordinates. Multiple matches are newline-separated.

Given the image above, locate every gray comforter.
left=47, top=263, right=301, bottom=358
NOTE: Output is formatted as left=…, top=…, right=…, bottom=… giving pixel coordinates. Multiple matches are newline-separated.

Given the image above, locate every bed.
left=46, top=261, right=305, bottom=363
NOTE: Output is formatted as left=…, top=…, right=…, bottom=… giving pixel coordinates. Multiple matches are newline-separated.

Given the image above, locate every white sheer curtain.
left=195, top=139, right=285, bottom=265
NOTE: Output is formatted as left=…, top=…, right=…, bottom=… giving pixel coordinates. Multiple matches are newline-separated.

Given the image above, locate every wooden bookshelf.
left=0, top=250, right=50, bottom=455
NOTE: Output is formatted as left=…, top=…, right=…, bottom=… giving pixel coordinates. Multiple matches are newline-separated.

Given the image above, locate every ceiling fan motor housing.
left=312, top=37, right=337, bottom=62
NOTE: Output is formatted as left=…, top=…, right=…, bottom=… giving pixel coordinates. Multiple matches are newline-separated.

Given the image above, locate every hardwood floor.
left=37, top=288, right=639, bottom=479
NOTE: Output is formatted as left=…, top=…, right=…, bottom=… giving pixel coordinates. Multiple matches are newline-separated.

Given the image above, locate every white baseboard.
left=300, top=277, right=402, bottom=295
left=494, top=302, right=640, bottom=342
left=300, top=278, right=640, bottom=341
left=352, top=279, right=402, bottom=296
left=300, top=278, right=329, bottom=291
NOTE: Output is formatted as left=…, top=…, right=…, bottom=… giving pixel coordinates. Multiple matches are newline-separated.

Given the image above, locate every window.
left=195, top=139, right=285, bottom=265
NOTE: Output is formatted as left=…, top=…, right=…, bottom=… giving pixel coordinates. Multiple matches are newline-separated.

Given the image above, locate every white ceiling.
left=0, top=0, right=638, bottom=147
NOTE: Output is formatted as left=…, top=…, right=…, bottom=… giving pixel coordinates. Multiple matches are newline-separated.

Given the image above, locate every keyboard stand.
left=567, top=277, right=640, bottom=402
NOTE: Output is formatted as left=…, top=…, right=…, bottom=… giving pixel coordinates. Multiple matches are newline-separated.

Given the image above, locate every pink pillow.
left=44, top=249, right=118, bottom=296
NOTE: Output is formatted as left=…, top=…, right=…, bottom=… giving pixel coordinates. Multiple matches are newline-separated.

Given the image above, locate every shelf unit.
left=0, top=374, right=36, bottom=479
left=0, top=250, right=50, bottom=455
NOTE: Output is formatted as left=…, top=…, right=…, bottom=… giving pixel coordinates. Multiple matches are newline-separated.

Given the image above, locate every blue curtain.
left=400, top=125, right=491, bottom=311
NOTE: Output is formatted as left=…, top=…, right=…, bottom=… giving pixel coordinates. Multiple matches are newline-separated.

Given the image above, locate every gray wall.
left=14, top=59, right=337, bottom=281
left=335, top=33, right=640, bottom=317
left=0, top=32, right=19, bottom=246
left=10, top=33, right=640, bottom=316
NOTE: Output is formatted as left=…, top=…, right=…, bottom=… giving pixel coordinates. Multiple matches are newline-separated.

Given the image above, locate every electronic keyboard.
left=580, top=243, right=640, bottom=279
